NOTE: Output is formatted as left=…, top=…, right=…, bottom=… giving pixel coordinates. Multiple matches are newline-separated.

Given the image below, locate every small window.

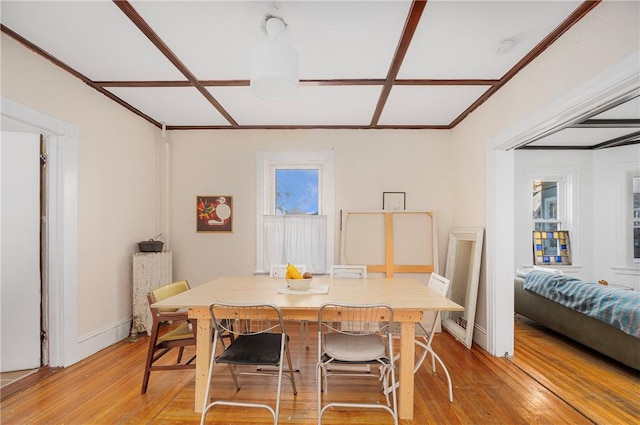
left=633, top=176, right=640, bottom=262
left=532, top=180, right=564, bottom=231
left=274, top=168, right=319, bottom=215
left=256, top=151, right=334, bottom=274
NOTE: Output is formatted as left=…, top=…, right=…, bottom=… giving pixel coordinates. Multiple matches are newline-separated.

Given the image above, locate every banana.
left=286, top=263, right=303, bottom=279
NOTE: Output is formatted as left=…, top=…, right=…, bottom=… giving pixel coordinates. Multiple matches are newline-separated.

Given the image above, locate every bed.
left=514, top=270, right=640, bottom=371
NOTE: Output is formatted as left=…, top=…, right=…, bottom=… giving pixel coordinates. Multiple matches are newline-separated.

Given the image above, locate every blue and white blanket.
left=523, top=271, right=640, bottom=338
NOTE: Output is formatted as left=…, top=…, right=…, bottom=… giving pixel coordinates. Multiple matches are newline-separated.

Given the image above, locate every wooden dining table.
left=151, top=275, right=463, bottom=420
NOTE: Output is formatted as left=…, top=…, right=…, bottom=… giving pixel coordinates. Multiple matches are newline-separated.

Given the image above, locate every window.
left=633, top=176, right=640, bottom=262
left=274, top=168, right=319, bottom=215
left=532, top=179, right=565, bottom=231
left=256, top=151, right=334, bottom=274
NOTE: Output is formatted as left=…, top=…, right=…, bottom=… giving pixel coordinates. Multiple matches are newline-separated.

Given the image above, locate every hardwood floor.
left=1, top=317, right=637, bottom=424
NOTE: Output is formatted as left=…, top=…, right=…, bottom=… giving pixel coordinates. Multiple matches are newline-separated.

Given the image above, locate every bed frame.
left=514, top=276, right=639, bottom=371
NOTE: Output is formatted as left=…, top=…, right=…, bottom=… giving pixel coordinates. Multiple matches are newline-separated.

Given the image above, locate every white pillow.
left=533, top=265, right=564, bottom=275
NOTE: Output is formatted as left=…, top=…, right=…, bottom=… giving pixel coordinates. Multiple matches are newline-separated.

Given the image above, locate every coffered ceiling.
left=1, top=0, right=638, bottom=149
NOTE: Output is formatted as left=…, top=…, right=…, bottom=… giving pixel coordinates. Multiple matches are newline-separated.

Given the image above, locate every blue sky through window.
left=275, top=169, right=318, bottom=215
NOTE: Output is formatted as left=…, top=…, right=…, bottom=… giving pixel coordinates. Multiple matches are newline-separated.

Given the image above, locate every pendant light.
left=250, top=15, right=299, bottom=102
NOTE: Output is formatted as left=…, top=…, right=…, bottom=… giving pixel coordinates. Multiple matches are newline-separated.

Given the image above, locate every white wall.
left=592, top=144, right=640, bottom=289
left=168, top=129, right=453, bottom=286
left=1, top=33, right=163, bottom=358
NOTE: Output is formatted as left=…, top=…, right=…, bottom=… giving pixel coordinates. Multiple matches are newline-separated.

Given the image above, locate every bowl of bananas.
left=285, top=264, right=313, bottom=291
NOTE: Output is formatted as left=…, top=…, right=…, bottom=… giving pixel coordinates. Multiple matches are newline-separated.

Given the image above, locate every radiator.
left=132, top=251, right=172, bottom=336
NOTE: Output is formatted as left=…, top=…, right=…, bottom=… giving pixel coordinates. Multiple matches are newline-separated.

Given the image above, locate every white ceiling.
left=1, top=0, right=638, bottom=148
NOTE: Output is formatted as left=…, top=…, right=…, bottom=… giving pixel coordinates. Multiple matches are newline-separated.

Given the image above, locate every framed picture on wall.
left=383, top=192, right=406, bottom=211
left=197, top=195, right=232, bottom=232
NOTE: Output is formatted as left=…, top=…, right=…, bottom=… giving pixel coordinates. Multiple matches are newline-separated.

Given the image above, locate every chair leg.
left=285, top=340, right=298, bottom=395
left=317, top=361, right=323, bottom=425
left=430, top=350, right=454, bottom=402
left=141, top=324, right=160, bottom=394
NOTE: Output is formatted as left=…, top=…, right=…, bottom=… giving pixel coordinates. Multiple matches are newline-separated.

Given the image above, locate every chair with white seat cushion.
left=317, top=302, right=398, bottom=425
left=327, top=265, right=370, bottom=375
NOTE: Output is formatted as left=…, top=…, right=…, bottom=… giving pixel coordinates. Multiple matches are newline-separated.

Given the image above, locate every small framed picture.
left=383, top=192, right=406, bottom=211
left=197, top=195, right=232, bottom=232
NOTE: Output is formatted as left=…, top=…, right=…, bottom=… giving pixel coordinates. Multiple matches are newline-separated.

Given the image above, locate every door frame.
left=484, top=51, right=640, bottom=357
left=1, top=97, right=79, bottom=367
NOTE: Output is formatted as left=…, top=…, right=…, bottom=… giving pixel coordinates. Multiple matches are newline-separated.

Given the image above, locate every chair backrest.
left=330, top=265, right=367, bottom=279
left=427, top=273, right=450, bottom=298
left=210, top=302, right=285, bottom=336
left=148, top=280, right=190, bottom=313
left=269, top=264, right=306, bottom=277
left=318, top=303, right=393, bottom=336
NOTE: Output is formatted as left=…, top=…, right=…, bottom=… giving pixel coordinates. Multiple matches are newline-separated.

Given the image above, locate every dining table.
left=151, top=274, right=463, bottom=420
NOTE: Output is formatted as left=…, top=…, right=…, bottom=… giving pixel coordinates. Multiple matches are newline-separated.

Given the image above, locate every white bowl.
left=286, top=278, right=312, bottom=291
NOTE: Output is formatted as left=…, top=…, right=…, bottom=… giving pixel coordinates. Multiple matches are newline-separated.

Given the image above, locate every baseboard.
left=473, top=323, right=488, bottom=351
left=76, top=319, right=132, bottom=362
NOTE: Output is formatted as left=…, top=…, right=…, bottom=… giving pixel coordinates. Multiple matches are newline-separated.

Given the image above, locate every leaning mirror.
left=442, top=227, right=484, bottom=349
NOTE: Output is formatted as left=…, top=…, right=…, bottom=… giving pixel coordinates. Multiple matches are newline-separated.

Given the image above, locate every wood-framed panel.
left=340, top=210, right=438, bottom=277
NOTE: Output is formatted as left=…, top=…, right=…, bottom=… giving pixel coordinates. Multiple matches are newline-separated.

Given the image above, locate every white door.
left=1, top=131, right=42, bottom=372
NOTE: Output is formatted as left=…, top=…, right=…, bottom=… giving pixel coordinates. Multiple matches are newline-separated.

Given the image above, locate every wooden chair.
left=141, top=280, right=196, bottom=394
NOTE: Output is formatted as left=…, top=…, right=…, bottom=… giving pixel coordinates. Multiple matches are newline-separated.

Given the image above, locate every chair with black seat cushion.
left=316, top=302, right=398, bottom=425
left=141, top=280, right=196, bottom=394
left=200, top=302, right=297, bottom=425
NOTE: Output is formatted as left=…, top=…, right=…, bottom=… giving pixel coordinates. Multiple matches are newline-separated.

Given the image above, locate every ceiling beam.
left=369, top=0, right=427, bottom=127
left=94, top=78, right=499, bottom=88
left=449, top=0, right=602, bottom=128
left=0, top=23, right=162, bottom=128
left=569, top=119, right=640, bottom=128
left=112, top=0, right=239, bottom=127
left=592, top=131, right=640, bottom=149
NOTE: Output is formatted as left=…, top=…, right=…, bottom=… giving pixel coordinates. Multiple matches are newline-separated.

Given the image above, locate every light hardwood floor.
left=1, top=316, right=638, bottom=424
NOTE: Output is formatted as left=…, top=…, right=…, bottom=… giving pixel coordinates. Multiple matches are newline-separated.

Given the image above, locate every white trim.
left=1, top=97, right=79, bottom=367
left=485, top=51, right=640, bottom=357
left=77, top=319, right=131, bottom=361
left=491, top=51, right=640, bottom=151
left=485, top=148, right=515, bottom=357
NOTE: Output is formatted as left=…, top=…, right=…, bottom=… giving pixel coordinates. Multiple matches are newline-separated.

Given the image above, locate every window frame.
left=525, top=167, right=575, bottom=267
left=256, top=151, right=335, bottom=274
left=629, top=173, right=640, bottom=264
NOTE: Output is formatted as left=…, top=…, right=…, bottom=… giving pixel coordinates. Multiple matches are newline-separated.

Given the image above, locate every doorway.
left=1, top=97, right=79, bottom=369
left=0, top=131, right=44, bottom=374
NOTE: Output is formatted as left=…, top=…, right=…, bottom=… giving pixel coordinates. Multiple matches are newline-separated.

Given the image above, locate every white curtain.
left=263, top=215, right=327, bottom=273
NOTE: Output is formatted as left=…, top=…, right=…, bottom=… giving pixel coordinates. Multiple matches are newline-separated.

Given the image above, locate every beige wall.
left=168, top=129, right=453, bottom=286
left=1, top=34, right=163, bottom=337
left=450, top=0, right=639, bottom=339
